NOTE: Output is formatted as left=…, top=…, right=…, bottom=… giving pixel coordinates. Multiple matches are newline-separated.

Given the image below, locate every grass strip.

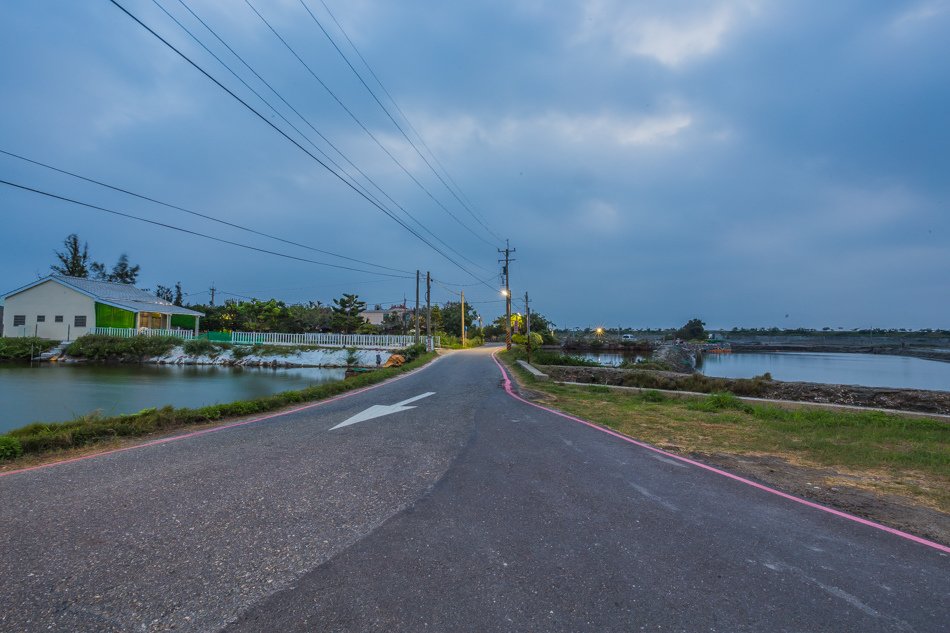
left=502, top=350, right=950, bottom=512
left=0, top=350, right=437, bottom=461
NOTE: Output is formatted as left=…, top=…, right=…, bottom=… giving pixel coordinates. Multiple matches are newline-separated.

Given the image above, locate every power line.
left=297, top=0, right=502, bottom=245
left=108, top=0, right=489, bottom=284
left=0, top=178, right=413, bottom=278
left=243, top=0, right=498, bottom=254
left=0, top=147, right=412, bottom=275
left=165, top=0, right=486, bottom=276
left=315, top=0, right=500, bottom=242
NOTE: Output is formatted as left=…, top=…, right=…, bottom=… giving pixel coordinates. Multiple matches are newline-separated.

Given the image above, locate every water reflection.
left=575, top=350, right=949, bottom=392
left=700, top=352, right=950, bottom=391
left=0, top=363, right=345, bottom=433
left=575, top=352, right=646, bottom=367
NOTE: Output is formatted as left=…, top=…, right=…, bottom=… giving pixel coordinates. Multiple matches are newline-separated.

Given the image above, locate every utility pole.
left=461, top=290, right=466, bottom=348
left=525, top=291, right=531, bottom=363
left=498, top=240, right=516, bottom=350
left=209, top=282, right=216, bottom=307
left=426, top=271, right=431, bottom=350
left=415, top=270, right=421, bottom=345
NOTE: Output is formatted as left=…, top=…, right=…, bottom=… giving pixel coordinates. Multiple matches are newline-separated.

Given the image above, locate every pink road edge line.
left=491, top=352, right=950, bottom=555
left=0, top=354, right=443, bottom=479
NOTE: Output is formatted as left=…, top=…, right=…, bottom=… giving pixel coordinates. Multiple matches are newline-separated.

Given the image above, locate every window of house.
left=13, top=315, right=26, bottom=327
left=37, top=315, right=46, bottom=322
left=55, top=315, right=64, bottom=323
left=74, top=315, right=87, bottom=327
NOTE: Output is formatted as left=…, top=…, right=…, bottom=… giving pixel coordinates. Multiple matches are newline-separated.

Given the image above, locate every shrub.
left=620, top=359, right=674, bottom=371
left=231, top=345, right=254, bottom=359
left=66, top=335, right=180, bottom=361
left=0, top=435, right=23, bottom=461
left=345, top=347, right=359, bottom=367
left=400, top=342, right=428, bottom=362
left=0, top=338, right=60, bottom=361
left=183, top=339, right=218, bottom=356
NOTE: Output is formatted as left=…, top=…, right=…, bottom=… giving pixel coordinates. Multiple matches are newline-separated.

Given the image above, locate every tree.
left=238, top=299, right=287, bottom=332
left=90, top=253, right=141, bottom=284
left=155, top=285, right=174, bottom=303
left=675, top=318, right=707, bottom=341
left=331, top=293, right=367, bottom=334
left=174, top=282, right=183, bottom=307
left=380, top=310, right=406, bottom=334
left=51, top=234, right=90, bottom=277
left=428, top=305, right=443, bottom=334
left=439, top=301, right=479, bottom=338
left=528, top=312, right=557, bottom=344
left=107, top=254, right=140, bottom=284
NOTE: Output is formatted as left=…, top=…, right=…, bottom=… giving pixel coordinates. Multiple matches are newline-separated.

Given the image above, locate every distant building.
left=1, top=275, right=203, bottom=340
left=360, top=304, right=409, bottom=326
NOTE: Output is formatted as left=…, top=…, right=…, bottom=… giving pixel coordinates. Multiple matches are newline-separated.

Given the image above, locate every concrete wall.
left=2, top=280, right=95, bottom=340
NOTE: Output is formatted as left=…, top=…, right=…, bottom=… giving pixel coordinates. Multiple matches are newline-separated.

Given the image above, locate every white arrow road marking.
left=330, top=392, right=436, bottom=430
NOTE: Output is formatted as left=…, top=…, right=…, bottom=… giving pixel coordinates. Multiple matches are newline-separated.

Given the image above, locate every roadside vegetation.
left=0, top=347, right=438, bottom=464
left=0, top=337, right=60, bottom=361
left=65, top=335, right=180, bottom=361
left=530, top=349, right=600, bottom=367
left=501, top=349, right=950, bottom=513
left=62, top=335, right=400, bottom=362
left=437, top=334, right=484, bottom=349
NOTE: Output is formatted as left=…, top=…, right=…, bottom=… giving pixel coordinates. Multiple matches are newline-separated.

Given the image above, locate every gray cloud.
left=1, top=0, right=947, bottom=328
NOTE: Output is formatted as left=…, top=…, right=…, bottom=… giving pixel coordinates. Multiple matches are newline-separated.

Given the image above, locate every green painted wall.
left=171, top=314, right=197, bottom=330
left=95, top=303, right=135, bottom=329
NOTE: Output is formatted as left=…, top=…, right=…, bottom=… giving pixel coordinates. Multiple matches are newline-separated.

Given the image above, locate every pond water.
left=697, top=352, right=950, bottom=392
left=574, top=352, right=646, bottom=367
left=0, top=363, right=345, bottom=433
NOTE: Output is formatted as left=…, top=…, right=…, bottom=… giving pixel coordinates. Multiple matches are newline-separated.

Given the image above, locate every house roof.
left=3, top=275, right=203, bottom=317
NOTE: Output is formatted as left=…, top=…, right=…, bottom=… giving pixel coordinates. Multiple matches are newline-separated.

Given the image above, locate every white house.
left=360, top=304, right=409, bottom=326
left=1, top=275, right=203, bottom=340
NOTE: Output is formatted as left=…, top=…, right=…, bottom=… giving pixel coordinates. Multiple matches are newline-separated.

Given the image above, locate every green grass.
left=0, top=338, right=60, bottom=361
left=500, top=350, right=950, bottom=511
left=1, top=351, right=438, bottom=461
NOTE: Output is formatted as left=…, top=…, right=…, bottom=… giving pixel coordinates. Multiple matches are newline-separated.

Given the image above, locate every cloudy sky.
left=1, top=0, right=947, bottom=329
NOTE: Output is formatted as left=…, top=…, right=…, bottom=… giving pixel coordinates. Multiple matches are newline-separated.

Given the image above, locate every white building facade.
left=2, top=275, right=202, bottom=340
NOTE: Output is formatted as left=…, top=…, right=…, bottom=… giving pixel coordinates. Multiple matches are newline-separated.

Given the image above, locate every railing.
left=91, top=327, right=196, bottom=340
left=228, top=331, right=439, bottom=349
left=88, top=327, right=438, bottom=349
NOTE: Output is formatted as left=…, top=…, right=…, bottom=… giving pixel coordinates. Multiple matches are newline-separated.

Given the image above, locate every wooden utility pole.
left=525, top=291, right=531, bottom=363
left=461, top=290, right=466, bottom=347
left=414, top=270, right=421, bottom=344
left=498, top=240, right=515, bottom=350
left=209, top=282, right=216, bottom=307
left=426, top=271, right=431, bottom=350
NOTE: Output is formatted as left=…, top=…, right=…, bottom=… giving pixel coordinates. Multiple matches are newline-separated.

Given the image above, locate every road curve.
left=1, top=346, right=947, bottom=632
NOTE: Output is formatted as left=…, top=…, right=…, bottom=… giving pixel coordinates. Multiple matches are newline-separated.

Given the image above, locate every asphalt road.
left=0, top=347, right=947, bottom=632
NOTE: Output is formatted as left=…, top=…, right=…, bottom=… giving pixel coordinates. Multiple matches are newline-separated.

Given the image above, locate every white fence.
left=89, top=327, right=438, bottom=349
left=229, top=331, right=439, bottom=349
left=92, top=327, right=196, bottom=340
